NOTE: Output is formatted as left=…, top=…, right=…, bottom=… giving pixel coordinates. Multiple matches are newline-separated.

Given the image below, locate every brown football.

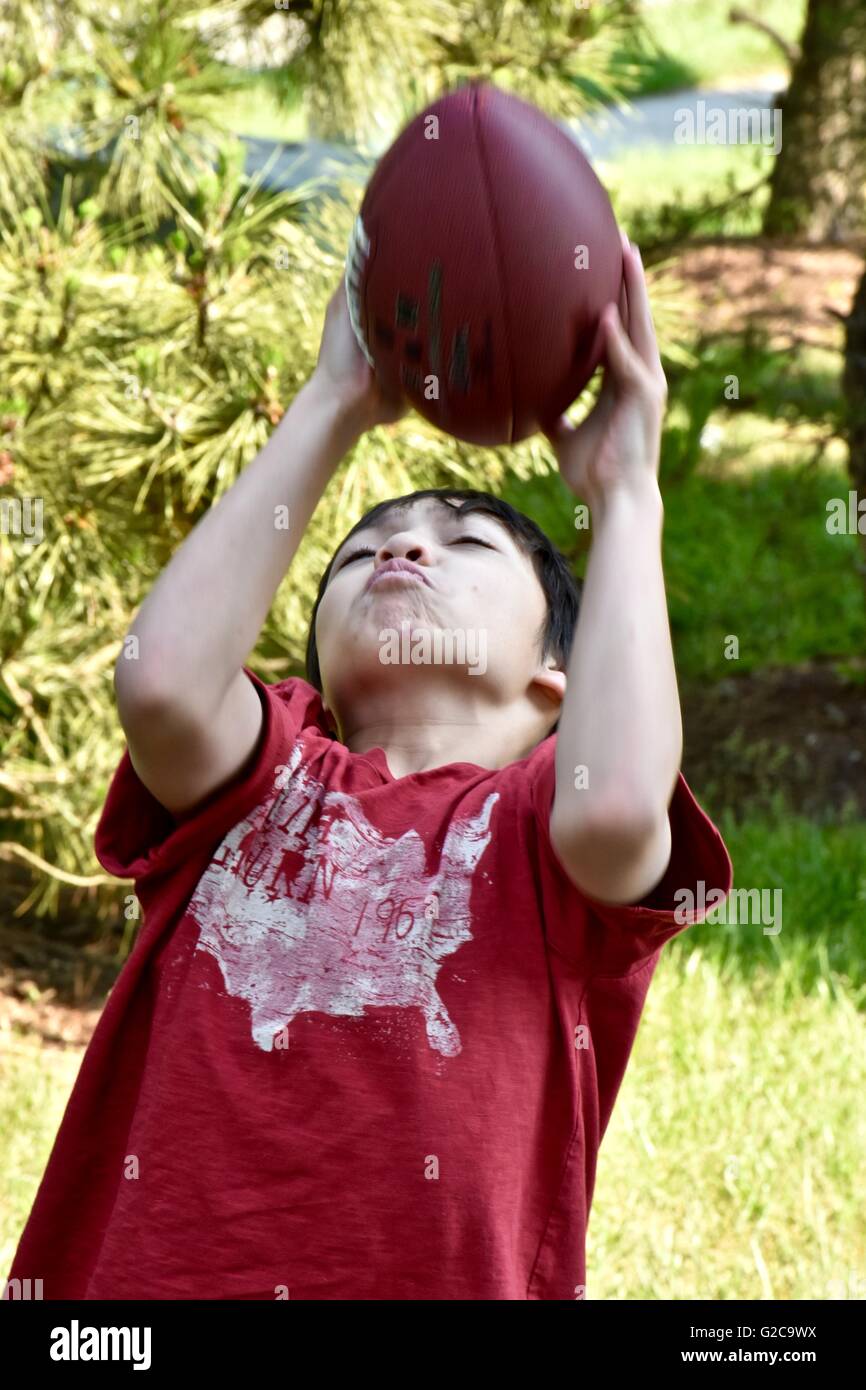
left=345, top=81, right=623, bottom=446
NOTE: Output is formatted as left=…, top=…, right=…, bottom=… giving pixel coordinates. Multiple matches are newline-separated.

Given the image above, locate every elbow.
left=113, top=645, right=182, bottom=718
left=551, top=783, right=661, bottom=855
left=549, top=788, right=669, bottom=904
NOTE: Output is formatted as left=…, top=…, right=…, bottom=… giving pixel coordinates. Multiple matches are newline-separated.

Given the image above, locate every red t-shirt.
left=7, top=668, right=732, bottom=1300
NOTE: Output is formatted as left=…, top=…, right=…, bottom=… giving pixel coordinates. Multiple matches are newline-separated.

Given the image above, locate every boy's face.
left=314, top=496, right=565, bottom=742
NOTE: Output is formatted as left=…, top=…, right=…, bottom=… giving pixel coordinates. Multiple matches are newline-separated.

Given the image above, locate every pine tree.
left=0, top=0, right=659, bottom=948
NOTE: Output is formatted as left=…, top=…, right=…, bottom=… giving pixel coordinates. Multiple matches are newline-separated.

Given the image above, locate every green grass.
left=0, top=1039, right=81, bottom=1280
left=28, top=67, right=308, bottom=145
left=591, top=943, right=866, bottom=1299
left=607, top=141, right=773, bottom=235
left=506, top=344, right=863, bottom=689
left=673, top=807, right=866, bottom=998
left=636, top=0, right=806, bottom=92
left=196, top=80, right=307, bottom=143
left=663, top=461, right=866, bottom=681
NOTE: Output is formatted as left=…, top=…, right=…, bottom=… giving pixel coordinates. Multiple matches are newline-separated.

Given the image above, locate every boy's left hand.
left=545, top=234, right=668, bottom=512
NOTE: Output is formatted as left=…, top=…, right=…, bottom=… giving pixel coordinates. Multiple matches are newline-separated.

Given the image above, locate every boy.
left=7, top=240, right=731, bottom=1300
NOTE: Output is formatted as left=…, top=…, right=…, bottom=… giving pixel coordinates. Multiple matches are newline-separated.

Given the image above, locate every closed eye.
left=336, top=547, right=374, bottom=570
left=336, top=536, right=494, bottom=571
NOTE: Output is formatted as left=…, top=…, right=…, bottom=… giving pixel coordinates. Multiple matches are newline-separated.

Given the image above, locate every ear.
left=532, top=659, right=566, bottom=710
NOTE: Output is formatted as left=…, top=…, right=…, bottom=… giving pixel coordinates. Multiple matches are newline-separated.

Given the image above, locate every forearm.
left=116, top=373, right=363, bottom=714
left=554, top=478, right=682, bottom=832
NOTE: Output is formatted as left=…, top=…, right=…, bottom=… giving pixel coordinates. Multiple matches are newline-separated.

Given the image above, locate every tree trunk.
left=763, top=0, right=866, bottom=241
left=843, top=262, right=866, bottom=597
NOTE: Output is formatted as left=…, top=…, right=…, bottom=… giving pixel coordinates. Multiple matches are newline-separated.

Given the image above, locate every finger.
left=617, top=230, right=631, bottom=336
left=601, top=302, right=644, bottom=388
left=620, top=240, right=663, bottom=375
left=618, top=273, right=630, bottom=338
left=543, top=413, right=576, bottom=446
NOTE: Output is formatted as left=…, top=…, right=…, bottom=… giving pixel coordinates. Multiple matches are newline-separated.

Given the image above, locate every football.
left=345, top=81, right=624, bottom=446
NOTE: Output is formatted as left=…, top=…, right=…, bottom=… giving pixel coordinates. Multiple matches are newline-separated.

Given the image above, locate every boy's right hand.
left=312, top=273, right=409, bottom=433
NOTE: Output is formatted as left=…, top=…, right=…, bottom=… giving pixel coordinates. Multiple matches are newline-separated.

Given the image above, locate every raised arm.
left=114, top=277, right=406, bottom=815
left=547, top=238, right=680, bottom=904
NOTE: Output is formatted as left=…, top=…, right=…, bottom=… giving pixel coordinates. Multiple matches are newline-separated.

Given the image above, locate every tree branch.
left=728, top=7, right=800, bottom=67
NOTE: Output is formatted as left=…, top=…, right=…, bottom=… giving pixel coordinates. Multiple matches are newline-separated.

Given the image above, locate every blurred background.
left=1, top=0, right=865, bottom=1300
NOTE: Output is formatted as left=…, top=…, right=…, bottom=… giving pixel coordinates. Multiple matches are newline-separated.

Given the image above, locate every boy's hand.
left=545, top=236, right=668, bottom=514
left=312, top=273, right=409, bottom=434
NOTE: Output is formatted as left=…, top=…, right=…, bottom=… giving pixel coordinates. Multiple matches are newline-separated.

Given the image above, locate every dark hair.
left=304, top=487, right=582, bottom=738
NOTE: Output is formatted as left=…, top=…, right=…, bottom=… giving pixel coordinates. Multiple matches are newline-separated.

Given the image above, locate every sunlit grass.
left=697, top=412, right=847, bottom=475
left=507, top=439, right=865, bottom=686
left=607, top=141, right=773, bottom=232
left=671, top=809, right=866, bottom=995
left=196, top=84, right=307, bottom=143
left=0, top=1038, right=82, bottom=1279
left=638, top=0, right=806, bottom=90
left=591, top=947, right=866, bottom=1299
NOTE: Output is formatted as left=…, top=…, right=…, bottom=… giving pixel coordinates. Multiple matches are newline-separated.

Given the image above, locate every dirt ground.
left=671, top=237, right=865, bottom=354
left=2, top=238, right=865, bottom=1052
left=681, top=657, right=866, bottom=820
left=0, top=966, right=101, bottom=1051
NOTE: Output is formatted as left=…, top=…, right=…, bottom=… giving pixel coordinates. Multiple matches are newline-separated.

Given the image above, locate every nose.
left=375, top=532, right=430, bottom=564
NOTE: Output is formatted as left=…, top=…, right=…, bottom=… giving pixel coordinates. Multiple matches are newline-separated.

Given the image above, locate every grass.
left=506, top=364, right=864, bottom=689
left=663, top=461, right=866, bottom=682
left=196, top=78, right=307, bottom=144
left=672, top=807, right=866, bottom=999
left=634, top=0, right=806, bottom=93
left=591, top=943, right=866, bottom=1299
left=0, top=1039, right=81, bottom=1280
left=607, top=141, right=773, bottom=235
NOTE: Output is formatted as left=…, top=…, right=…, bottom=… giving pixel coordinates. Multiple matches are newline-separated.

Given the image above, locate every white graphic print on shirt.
left=188, top=739, right=499, bottom=1056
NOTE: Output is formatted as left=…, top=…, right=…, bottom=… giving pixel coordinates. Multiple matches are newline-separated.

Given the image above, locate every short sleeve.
left=94, top=668, right=330, bottom=884
left=527, top=735, right=733, bottom=977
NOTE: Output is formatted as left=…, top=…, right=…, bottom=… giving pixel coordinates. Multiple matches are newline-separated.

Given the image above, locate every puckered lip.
left=365, top=558, right=432, bottom=591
